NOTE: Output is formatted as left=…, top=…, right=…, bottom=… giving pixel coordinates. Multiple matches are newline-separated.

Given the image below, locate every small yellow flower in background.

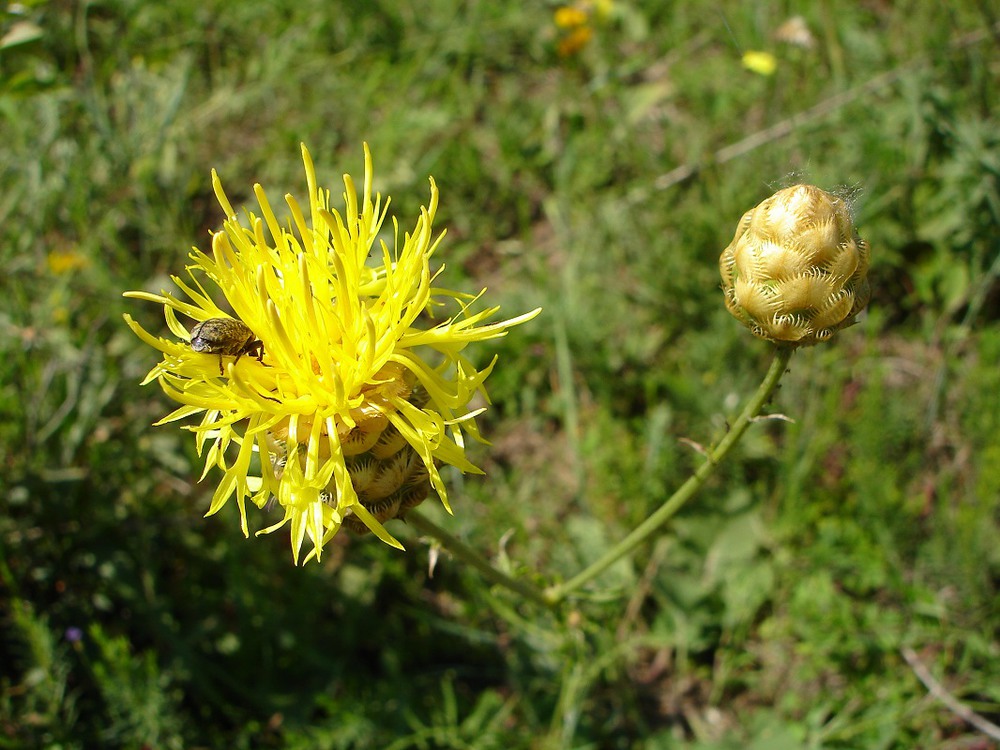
left=557, top=25, right=594, bottom=57
left=554, top=6, right=589, bottom=28
left=719, top=184, right=871, bottom=346
left=552, top=1, right=613, bottom=57
left=742, top=50, right=778, bottom=76
left=46, top=247, right=90, bottom=275
left=124, top=144, right=540, bottom=563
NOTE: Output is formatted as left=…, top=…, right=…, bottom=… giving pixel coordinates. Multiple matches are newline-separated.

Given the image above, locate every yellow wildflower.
left=553, top=1, right=614, bottom=57
left=742, top=50, right=778, bottom=76
left=124, top=144, right=540, bottom=563
left=46, top=248, right=90, bottom=275
left=558, top=26, right=594, bottom=57
left=554, top=6, right=589, bottom=28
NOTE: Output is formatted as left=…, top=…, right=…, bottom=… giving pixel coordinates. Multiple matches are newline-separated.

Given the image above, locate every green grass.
left=2, top=1, right=999, bottom=748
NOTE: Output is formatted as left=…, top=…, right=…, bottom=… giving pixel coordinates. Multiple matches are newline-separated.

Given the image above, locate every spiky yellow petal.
left=125, top=145, right=540, bottom=562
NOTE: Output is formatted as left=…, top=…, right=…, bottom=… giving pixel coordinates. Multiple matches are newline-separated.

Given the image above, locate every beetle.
left=189, top=317, right=264, bottom=374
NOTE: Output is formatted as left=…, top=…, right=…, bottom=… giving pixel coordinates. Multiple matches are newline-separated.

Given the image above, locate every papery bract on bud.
left=720, top=184, right=871, bottom=346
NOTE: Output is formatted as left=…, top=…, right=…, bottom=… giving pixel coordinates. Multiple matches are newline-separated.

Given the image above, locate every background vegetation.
left=2, top=1, right=999, bottom=747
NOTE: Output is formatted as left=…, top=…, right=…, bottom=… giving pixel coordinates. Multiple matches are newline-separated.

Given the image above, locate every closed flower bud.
left=719, top=184, right=871, bottom=346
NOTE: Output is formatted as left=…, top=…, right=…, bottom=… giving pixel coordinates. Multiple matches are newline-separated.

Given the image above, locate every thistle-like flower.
left=719, top=184, right=871, bottom=346
left=124, top=145, right=540, bottom=563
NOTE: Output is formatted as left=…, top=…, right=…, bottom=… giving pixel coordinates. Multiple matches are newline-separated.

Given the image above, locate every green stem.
left=405, top=345, right=793, bottom=609
left=544, top=345, right=794, bottom=602
left=405, top=510, right=557, bottom=609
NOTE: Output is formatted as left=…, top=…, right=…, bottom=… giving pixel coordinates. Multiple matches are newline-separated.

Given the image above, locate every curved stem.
left=406, top=345, right=793, bottom=609
left=405, top=510, right=558, bottom=609
left=544, top=345, right=794, bottom=603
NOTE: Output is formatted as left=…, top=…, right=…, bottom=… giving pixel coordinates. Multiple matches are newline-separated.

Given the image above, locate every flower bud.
left=719, top=184, right=871, bottom=346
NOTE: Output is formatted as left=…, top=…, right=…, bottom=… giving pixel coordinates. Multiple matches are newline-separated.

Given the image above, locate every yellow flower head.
left=47, top=247, right=90, bottom=275
left=552, top=1, right=614, bottom=57
left=557, top=25, right=594, bottom=57
left=554, top=6, right=589, bottom=28
left=742, top=50, right=778, bottom=76
left=720, top=184, right=870, bottom=346
left=124, top=144, right=540, bottom=563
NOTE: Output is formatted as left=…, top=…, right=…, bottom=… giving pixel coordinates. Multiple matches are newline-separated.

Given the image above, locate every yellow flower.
left=719, top=184, right=871, bottom=346
left=553, top=1, right=613, bottom=57
left=742, top=50, right=778, bottom=76
left=557, top=26, right=594, bottom=57
left=46, top=248, right=90, bottom=275
left=124, top=144, right=540, bottom=563
left=554, top=6, right=589, bottom=28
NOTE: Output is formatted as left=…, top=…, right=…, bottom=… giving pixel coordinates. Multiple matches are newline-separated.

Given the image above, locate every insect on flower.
left=189, top=317, right=264, bottom=374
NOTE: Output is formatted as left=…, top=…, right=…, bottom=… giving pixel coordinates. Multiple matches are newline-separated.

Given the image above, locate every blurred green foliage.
left=2, top=0, right=999, bottom=747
